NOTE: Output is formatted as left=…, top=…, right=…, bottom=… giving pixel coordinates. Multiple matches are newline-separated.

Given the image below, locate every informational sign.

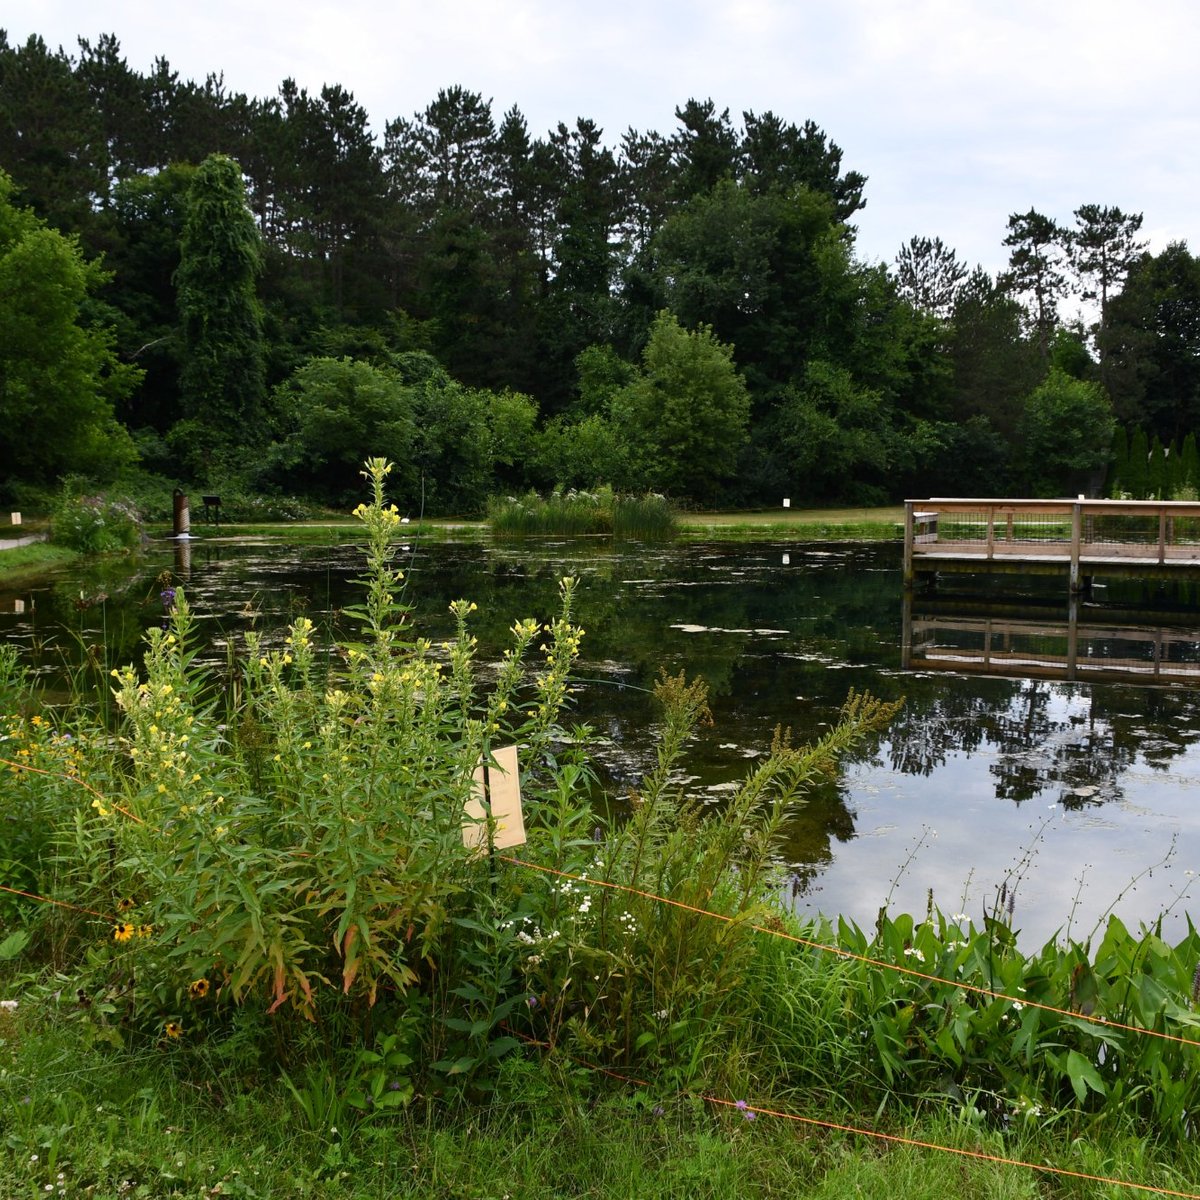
left=464, top=745, right=526, bottom=850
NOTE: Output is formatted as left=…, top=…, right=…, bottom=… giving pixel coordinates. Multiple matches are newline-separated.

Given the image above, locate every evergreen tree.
left=1002, top=209, right=1068, bottom=362
left=1107, top=424, right=1128, bottom=498
left=1181, top=432, right=1200, bottom=497
left=1147, top=435, right=1167, bottom=499
left=1126, top=426, right=1150, bottom=499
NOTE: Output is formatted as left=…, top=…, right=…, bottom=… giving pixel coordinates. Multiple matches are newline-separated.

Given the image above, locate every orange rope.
left=500, top=854, right=1200, bottom=1050
left=1, top=757, right=145, bottom=824
left=0, top=883, right=115, bottom=923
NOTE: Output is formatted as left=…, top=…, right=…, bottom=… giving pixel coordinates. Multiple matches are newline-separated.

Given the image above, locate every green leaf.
left=1066, top=1049, right=1107, bottom=1103
left=0, top=929, right=30, bottom=960
left=486, top=1036, right=521, bottom=1059
left=434, top=1056, right=477, bottom=1076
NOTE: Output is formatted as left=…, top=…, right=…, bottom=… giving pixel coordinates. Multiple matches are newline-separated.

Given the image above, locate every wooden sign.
left=464, top=745, right=526, bottom=850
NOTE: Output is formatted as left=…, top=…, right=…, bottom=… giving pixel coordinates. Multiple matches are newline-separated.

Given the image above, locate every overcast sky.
left=11, top=1, right=1199, bottom=282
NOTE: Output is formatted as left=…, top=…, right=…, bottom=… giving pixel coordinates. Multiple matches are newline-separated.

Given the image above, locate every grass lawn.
left=0, top=541, right=77, bottom=585
left=145, top=506, right=907, bottom=545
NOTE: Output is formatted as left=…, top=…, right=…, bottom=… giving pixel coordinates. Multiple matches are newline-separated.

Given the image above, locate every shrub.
left=49, top=481, right=143, bottom=553
left=488, top=487, right=676, bottom=538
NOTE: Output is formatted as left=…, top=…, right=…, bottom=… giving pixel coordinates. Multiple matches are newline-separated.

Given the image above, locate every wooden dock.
left=903, top=498, right=1200, bottom=594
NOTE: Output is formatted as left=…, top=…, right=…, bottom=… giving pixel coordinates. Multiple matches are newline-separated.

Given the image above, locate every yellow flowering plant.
left=65, top=460, right=588, bottom=1048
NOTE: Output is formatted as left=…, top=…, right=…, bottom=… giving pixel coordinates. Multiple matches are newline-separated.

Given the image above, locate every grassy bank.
left=0, top=541, right=77, bottom=584
left=2, top=1012, right=1194, bottom=1199
left=678, top=505, right=904, bottom=541
left=145, top=505, right=905, bottom=546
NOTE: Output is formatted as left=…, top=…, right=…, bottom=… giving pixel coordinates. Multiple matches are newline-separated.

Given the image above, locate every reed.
left=488, top=487, right=677, bottom=538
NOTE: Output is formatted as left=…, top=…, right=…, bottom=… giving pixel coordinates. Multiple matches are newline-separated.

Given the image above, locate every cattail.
left=1191, top=960, right=1200, bottom=1007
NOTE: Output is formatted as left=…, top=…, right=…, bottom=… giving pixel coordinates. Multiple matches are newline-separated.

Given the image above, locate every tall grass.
left=488, top=486, right=677, bottom=538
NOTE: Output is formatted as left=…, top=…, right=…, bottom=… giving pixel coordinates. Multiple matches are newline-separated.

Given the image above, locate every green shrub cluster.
left=488, top=486, right=677, bottom=538
left=49, top=482, right=143, bottom=553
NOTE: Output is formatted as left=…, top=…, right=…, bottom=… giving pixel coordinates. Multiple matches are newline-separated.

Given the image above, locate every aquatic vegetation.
left=488, top=486, right=677, bottom=538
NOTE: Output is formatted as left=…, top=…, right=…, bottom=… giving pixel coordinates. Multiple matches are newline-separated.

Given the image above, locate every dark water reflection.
left=3, top=535, right=1199, bottom=945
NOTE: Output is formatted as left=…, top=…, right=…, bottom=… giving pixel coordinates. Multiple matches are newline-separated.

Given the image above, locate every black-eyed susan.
left=116, top=897, right=136, bottom=913
left=165, top=1021, right=183, bottom=1039
left=188, top=978, right=210, bottom=1001
left=113, top=922, right=134, bottom=942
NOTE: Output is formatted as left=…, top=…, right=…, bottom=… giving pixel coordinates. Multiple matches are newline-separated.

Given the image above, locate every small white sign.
left=464, top=745, right=526, bottom=850
left=10, top=512, right=20, bottom=525
left=782, top=498, right=791, bottom=509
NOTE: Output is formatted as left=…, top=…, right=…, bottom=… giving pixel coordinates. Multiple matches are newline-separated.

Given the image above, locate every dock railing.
left=904, top=498, right=1200, bottom=591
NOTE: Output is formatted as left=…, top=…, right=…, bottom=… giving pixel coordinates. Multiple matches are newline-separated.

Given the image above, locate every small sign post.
left=464, top=745, right=526, bottom=853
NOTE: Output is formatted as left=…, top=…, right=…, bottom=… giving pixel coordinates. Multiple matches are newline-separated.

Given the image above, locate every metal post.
left=172, top=488, right=190, bottom=539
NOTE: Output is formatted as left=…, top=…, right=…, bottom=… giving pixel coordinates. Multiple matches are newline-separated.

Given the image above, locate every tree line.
left=2, top=30, right=1199, bottom=512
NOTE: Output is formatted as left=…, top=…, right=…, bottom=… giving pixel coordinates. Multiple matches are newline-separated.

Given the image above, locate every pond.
left=5, top=532, right=1200, bottom=946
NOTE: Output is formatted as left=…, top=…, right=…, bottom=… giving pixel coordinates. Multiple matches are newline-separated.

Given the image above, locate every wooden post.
left=1159, top=510, right=1168, bottom=564
left=903, top=501, right=915, bottom=588
left=986, top=505, right=995, bottom=559
left=1069, top=502, right=1082, bottom=593
left=1066, top=594, right=1078, bottom=681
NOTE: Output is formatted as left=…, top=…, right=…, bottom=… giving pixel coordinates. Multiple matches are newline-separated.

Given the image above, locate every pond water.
left=5, top=533, right=1200, bottom=946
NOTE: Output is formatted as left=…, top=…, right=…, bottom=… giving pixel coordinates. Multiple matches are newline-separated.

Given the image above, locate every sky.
left=10, top=0, right=1200, bottom=282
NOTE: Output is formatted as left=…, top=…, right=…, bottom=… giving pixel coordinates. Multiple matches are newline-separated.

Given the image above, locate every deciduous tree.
left=610, top=310, right=749, bottom=502
left=0, top=170, right=138, bottom=492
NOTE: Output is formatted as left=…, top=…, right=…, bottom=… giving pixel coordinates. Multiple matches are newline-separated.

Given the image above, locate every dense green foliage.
left=48, top=480, right=143, bottom=553
left=0, top=171, right=138, bottom=489
left=173, top=153, right=267, bottom=474
left=0, top=31, right=1195, bottom=512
